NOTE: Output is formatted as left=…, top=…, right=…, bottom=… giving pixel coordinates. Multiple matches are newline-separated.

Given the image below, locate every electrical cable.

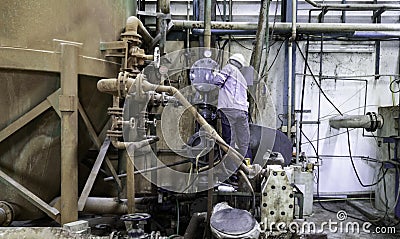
left=346, top=129, right=388, bottom=187
left=259, top=0, right=280, bottom=78
left=389, top=78, right=400, bottom=93
left=231, top=36, right=253, bottom=50
left=301, top=128, right=357, bottom=145
left=302, top=128, right=371, bottom=223
left=268, top=0, right=280, bottom=54
left=295, top=41, right=343, bottom=115
left=265, top=39, right=286, bottom=74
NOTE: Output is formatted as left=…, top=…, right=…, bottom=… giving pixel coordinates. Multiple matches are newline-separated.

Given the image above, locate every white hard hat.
left=229, top=53, right=246, bottom=67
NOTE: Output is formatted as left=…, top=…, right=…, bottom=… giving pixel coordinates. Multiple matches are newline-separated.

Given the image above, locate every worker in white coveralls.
left=212, top=53, right=252, bottom=163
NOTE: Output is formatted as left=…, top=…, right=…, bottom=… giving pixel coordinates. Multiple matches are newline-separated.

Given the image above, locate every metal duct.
left=329, top=113, right=383, bottom=132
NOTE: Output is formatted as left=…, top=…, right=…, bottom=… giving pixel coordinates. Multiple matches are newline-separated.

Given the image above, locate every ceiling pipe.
left=305, top=0, right=400, bottom=10
left=192, top=29, right=257, bottom=35
left=171, top=20, right=400, bottom=32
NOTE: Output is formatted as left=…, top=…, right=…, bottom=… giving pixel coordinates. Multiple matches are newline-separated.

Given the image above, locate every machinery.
left=2, top=0, right=400, bottom=238
left=95, top=19, right=298, bottom=237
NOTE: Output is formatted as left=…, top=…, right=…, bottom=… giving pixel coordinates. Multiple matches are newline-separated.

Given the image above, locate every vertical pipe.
left=316, top=35, right=324, bottom=156
left=287, top=42, right=293, bottom=138
left=205, top=144, right=214, bottom=238
left=223, top=0, right=227, bottom=21
left=186, top=0, right=191, bottom=48
left=228, top=0, right=232, bottom=53
left=287, top=0, right=297, bottom=138
left=204, top=0, right=212, bottom=48
left=126, top=0, right=137, bottom=18
left=60, top=43, right=80, bottom=224
left=127, top=152, right=135, bottom=213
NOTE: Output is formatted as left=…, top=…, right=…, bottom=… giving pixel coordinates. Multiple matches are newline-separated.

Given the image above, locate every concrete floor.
left=301, top=201, right=400, bottom=239
left=2, top=201, right=400, bottom=238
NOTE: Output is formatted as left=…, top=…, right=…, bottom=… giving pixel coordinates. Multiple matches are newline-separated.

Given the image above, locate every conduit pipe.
left=171, top=21, right=400, bottom=32
left=329, top=114, right=383, bottom=132
left=305, top=0, right=400, bottom=11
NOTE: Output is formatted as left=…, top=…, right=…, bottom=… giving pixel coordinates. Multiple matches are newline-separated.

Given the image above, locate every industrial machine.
left=2, top=0, right=400, bottom=238
left=94, top=17, right=298, bottom=237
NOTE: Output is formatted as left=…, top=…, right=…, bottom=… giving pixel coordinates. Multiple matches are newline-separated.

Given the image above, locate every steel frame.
left=0, top=41, right=122, bottom=225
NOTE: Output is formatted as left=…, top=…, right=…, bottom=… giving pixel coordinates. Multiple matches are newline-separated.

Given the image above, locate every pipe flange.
left=366, top=112, right=380, bottom=132
left=0, top=201, right=14, bottom=226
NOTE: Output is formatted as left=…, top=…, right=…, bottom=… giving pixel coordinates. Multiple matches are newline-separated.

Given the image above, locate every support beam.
left=77, top=137, right=111, bottom=211
left=77, top=102, right=122, bottom=190
left=46, top=89, right=62, bottom=118
left=0, top=169, right=60, bottom=222
left=0, top=47, right=119, bottom=78
left=60, top=42, right=81, bottom=225
left=0, top=100, right=51, bottom=144
left=0, top=89, right=61, bottom=144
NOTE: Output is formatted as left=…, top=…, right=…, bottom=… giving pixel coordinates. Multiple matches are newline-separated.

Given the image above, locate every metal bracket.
left=59, top=95, right=77, bottom=112
left=372, top=8, right=386, bottom=22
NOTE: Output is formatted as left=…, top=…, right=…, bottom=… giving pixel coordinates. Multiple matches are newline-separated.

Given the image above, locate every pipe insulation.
left=329, top=113, right=383, bottom=132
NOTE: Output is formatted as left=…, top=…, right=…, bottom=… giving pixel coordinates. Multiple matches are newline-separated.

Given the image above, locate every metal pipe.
left=125, top=16, right=154, bottom=44
left=287, top=42, right=293, bottom=138
left=287, top=0, right=296, bottom=138
left=51, top=197, right=156, bottom=215
left=250, top=0, right=270, bottom=74
left=291, top=0, right=297, bottom=41
left=305, top=0, right=400, bottom=10
left=204, top=0, right=212, bottom=48
left=124, top=138, right=158, bottom=213
left=125, top=0, right=137, bottom=18
left=228, top=0, right=232, bottom=53
left=192, top=29, right=256, bottom=35
left=103, top=159, right=192, bottom=182
left=329, top=114, right=383, bottom=131
left=0, top=201, right=16, bottom=226
left=171, top=20, right=400, bottom=32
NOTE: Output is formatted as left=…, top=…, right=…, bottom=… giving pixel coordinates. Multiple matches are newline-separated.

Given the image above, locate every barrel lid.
left=210, top=208, right=256, bottom=235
